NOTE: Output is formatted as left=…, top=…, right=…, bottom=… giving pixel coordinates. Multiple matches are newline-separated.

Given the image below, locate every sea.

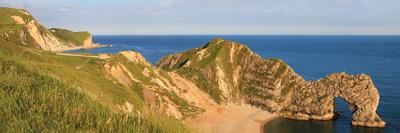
left=68, top=35, right=400, bottom=133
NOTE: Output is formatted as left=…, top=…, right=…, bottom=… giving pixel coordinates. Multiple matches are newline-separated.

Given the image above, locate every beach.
left=185, top=104, right=276, bottom=133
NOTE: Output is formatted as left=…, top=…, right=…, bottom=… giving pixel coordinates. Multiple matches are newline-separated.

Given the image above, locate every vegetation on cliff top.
left=49, top=28, right=91, bottom=46
left=0, top=7, right=33, bottom=32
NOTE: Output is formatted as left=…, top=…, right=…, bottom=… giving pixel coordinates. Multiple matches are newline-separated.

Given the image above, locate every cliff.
left=157, top=38, right=386, bottom=127
left=0, top=7, right=95, bottom=51
left=0, top=7, right=188, bottom=132
left=103, top=51, right=215, bottom=119
left=0, top=7, right=386, bottom=132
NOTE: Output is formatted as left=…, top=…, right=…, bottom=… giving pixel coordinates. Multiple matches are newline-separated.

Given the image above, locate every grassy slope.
left=0, top=40, right=188, bottom=132
left=0, top=7, right=38, bottom=48
left=49, top=28, right=91, bottom=46
left=0, top=7, right=33, bottom=32
left=158, top=39, right=237, bottom=103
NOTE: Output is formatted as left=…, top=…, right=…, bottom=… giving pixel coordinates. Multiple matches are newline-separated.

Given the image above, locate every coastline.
left=185, top=104, right=276, bottom=133
left=260, top=116, right=278, bottom=133
left=51, top=43, right=110, bottom=52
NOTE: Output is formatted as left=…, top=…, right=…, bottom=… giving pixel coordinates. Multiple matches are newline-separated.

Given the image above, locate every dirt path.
left=185, top=104, right=276, bottom=133
left=56, top=53, right=110, bottom=59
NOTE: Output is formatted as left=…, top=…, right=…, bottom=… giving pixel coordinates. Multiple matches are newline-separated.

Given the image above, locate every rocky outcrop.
left=104, top=51, right=212, bottom=119
left=157, top=38, right=386, bottom=127
left=82, top=36, right=93, bottom=47
left=23, top=19, right=67, bottom=50
left=279, top=73, right=385, bottom=127
left=0, top=7, right=95, bottom=51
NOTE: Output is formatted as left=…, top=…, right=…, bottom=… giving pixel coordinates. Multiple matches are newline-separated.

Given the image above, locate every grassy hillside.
left=0, top=7, right=39, bottom=48
left=50, top=28, right=91, bottom=46
left=0, top=40, right=188, bottom=132
left=0, top=7, right=33, bottom=32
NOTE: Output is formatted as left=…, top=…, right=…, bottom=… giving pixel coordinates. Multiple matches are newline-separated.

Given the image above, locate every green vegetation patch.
left=0, top=52, right=188, bottom=132
left=162, top=90, right=205, bottom=118
left=0, top=40, right=189, bottom=132
left=0, top=7, right=34, bottom=32
left=49, top=28, right=90, bottom=46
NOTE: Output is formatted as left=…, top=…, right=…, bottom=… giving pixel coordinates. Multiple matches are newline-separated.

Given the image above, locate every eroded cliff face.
left=103, top=51, right=215, bottom=119
left=157, top=38, right=386, bottom=127
left=279, top=73, right=385, bottom=127
left=82, top=36, right=93, bottom=47
left=0, top=7, right=93, bottom=51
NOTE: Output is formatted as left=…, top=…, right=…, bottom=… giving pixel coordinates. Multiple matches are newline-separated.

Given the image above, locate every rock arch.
left=279, top=73, right=385, bottom=127
left=328, top=73, right=385, bottom=127
left=333, top=97, right=354, bottom=116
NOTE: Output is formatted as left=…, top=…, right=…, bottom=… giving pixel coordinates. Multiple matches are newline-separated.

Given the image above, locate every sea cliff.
left=0, top=7, right=104, bottom=51
left=0, top=7, right=386, bottom=132
left=157, top=38, right=385, bottom=127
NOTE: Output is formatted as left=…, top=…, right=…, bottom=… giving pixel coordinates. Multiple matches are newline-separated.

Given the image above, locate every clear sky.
left=1, top=0, right=400, bottom=35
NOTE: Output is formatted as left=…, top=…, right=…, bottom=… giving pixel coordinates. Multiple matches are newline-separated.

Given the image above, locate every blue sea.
left=69, top=35, right=400, bottom=133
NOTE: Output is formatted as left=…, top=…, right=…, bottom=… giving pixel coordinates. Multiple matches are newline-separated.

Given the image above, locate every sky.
left=1, top=0, right=400, bottom=35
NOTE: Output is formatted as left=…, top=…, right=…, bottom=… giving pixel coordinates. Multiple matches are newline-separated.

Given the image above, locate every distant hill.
left=0, top=7, right=96, bottom=51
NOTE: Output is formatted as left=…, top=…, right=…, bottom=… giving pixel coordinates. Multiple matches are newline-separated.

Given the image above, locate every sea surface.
left=69, top=35, right=400, bottom=133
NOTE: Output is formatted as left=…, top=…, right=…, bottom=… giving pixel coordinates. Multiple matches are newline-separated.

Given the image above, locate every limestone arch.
left=323, top=73, right=385, bottom=127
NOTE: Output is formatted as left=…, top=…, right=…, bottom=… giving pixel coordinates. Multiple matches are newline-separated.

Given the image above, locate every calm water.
left=69, top=35, right=400, bottom=133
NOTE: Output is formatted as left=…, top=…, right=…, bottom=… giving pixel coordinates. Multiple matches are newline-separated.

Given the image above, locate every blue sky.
left=1, top=0, right=400, bottom=35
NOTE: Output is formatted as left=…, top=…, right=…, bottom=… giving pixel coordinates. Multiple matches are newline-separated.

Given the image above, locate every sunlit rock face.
left=1, top=7, right=94, bottom=51
left=5, top=9, right=384, bottom=127
left=279, top=73, right=385, bottom=127
left=157, top=38, right=385, bottom=127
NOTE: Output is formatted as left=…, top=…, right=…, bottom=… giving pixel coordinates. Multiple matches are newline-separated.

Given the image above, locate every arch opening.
left=333, top=97, right=353, bottom=123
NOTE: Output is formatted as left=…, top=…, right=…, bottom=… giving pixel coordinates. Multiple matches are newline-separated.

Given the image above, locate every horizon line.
left=92, top=34, right=400, bottom=36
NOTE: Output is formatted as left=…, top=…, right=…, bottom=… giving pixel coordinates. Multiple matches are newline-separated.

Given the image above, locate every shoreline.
left=185, top=104, right=276, bottom=133
left=260, top=116, right=278, bottom=133
left=51, top=43, right=111, bottom=52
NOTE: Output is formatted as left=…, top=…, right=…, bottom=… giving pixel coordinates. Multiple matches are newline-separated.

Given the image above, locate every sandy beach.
left=185, top=104, right=276, bottom=133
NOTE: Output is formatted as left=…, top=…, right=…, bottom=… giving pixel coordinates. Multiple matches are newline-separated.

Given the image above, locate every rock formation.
left=280, top=73, right=385, bottom=127
left=1, top=7, right=385, bottom=128
left=0, top=7, right=95, bottom=51
left=157, top=38, right=386, bottom=127
left=103, top=51, right=213, bottom=119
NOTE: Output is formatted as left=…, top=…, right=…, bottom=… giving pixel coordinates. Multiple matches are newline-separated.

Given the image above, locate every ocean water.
left=69, top=35, right=400, bottom=133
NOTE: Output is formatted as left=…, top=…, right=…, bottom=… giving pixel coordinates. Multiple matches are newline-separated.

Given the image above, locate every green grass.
left=110, top=54, right=152, bottom=84
left=0, top=40, right=189, bottom=132
left=0, top=7, right=34, bottom=33
left=0, top=7, right=53, bottom=48
left=163, top=39, right=290, bottom=103
left=49, top=28, right=91, bottom=46
left=162, top=90, right=204, bottom=118
left=158, top=40, right=238, bottom=103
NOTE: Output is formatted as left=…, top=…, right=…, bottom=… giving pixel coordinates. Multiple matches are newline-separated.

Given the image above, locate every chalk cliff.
left=0, top=7, right=94, bottom=51
left=157, top=38, right=386, bottom=127
left=0, top=7, right=386, bottom=129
